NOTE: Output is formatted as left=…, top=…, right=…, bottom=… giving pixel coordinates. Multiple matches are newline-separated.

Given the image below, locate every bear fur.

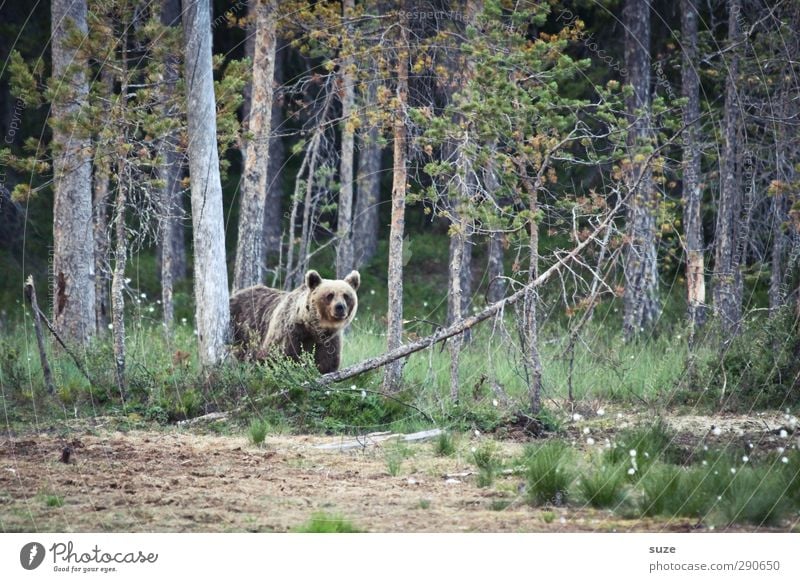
left=229, top=270, right=360, bottom=373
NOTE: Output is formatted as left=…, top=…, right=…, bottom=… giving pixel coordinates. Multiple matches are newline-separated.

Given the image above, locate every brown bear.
left=229, top=270, right=360, bottom=373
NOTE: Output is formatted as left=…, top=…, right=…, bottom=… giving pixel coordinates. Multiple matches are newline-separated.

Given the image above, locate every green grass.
left=433, top=431, right=457, bottom=457
left=248, top=419, right=268, bottom=446
left=293, top=512, right=363, bottom=533
left=523, top=441, right=574, bottom=506
left=577, top=463, right=628, bottom=509
left=470, top=442, right=501, bottom=488
left=45, top=495, right=64, bottom=508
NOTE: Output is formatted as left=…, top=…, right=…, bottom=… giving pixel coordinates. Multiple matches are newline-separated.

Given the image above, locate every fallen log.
left=313, top=428, right=443, bottom=452
left=316, top=197, right=623, bottom=387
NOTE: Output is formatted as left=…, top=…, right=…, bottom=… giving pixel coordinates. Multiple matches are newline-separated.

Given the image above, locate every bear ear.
left=344, top=270, right=360, bottom=291
left=305, top=270, right=322, bottom=290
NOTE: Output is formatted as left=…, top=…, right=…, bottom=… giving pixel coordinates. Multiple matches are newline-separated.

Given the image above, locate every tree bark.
left=484, top=158, right=505, bottom=304
left=681, top=0, right=706, bottom=337
left=354, top=78, right=382, bottom=268
left=383, top=10, right=409, bottom=394
left=158, top=0, right=184, bottom=331
left=51, top=0, right=96, bottom=345
left=487, top=232, right=505, bottom=303
left=622, top=0, right=659, bottom=340
left=448, top=216, right=466, bottom=403
left=263, top=39, right=287, bottom=270
left=233, top=0, right=277, bottom=291
left=336, top=0, right=356, bottom=278
left=712, top=0, right=743, bottom=337
left=92, top=70, right=111, bottom=336
left=111, top=152, right=127, bottom=398
left=183, top=0, right=231, bottom=366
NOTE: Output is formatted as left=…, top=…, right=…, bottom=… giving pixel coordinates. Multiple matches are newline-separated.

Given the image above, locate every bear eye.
left=326, top=293, right=334, bottom=302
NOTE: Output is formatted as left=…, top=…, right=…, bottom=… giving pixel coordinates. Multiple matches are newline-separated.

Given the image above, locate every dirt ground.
left=1, top=410, right=797, bottom=533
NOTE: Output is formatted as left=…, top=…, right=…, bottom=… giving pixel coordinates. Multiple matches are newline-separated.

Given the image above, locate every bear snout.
left=334, top=302, right=347, bottom=319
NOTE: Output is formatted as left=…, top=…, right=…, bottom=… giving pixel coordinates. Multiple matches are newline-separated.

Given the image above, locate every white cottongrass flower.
left=629, top=449, right=637, bottom=457
left=712, top=427, right=722, bottom=436
left=140, top=293, right=147, bottom=299
left=492, top=399, right=498, bottom=407
left=627, top=468, right=636, bottom=475
left=582, top=427, right=590, bottom=435
left=741, top=456, right=749, bottom=463
left=474, top=430, right=481, bottom=437
left=586, top=438, right=595, bottom=446
left=702, top=460, right=708, bottom=466
left=779, top=429, right=788, bottom=438
left=730, top=468, right=736, bottom=474
left=361, top=390, right=366, bottom=399
left=781, top=456, right=789, bottom=464
left=777, top=447, right=785, bottom=454
left=572, top=413, right=582, bottom=422
left=597, top=408, right=605, bottom=416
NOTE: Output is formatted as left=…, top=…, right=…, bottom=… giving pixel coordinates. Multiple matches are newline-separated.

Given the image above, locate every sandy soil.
left=0, top=411, right=796, bottom=533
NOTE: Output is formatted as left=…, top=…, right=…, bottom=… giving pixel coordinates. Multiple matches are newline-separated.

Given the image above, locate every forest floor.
left=1, top=409, right=797, bottom=533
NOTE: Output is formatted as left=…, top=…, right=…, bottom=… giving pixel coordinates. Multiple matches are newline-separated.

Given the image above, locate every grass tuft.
left=293, top=512, right=363, bottom=533
left=523, top=441, right=574, bottom=506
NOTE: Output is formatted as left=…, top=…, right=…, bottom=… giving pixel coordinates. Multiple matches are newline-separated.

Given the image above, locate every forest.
left=0, top=0, right=799, bottom=533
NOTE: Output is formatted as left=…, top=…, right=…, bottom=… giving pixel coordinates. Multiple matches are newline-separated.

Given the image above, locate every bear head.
left=305, top=269, right=360, bottom=331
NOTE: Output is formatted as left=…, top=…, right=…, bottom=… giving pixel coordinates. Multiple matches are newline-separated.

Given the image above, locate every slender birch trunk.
left=183, top=0, right=231, bottom=366
left=383, top=11, right=409, bottom=394
left=336, top=0, right=356, bottom=278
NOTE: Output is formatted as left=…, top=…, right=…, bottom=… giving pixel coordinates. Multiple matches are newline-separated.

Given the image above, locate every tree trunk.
left=264, top=39, right=287, bottom=271
left=484, top=158, right=505, bottom=304
left=111, top=153, right=127, bottom=398
left=712, top=0, right=743, bottom=337
left=523, top=173, right=542, bottom=416
left=183, top=0, right=231, bottom=366
left=92, top=71, right=111, bottom=336
left=233, top=0, right=277, bottom=291
left=158, top=0, right=184, bottom=331
left=681, top=0, right=706, bottom=338
left=354, top=78, right=382, bottom=268
left=383, top=11, right=409, bottom=394
left=335, top=0, right=356, bottom=278
left=487, top=232, right=505, bottom=303
left=51, top=0, right=96, bottom=345
left=448, top=224, right=464, bottom=403
left=622, top=0, right=659, bottom=340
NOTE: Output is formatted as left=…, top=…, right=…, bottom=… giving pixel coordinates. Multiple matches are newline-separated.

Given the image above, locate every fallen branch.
left=317, top=196, right=625, bottom=387
left=24, top=275, right=55, bottom=394
left=313, top=428, right=443, bottom=452
left=26, top=286, right=92, bottom=384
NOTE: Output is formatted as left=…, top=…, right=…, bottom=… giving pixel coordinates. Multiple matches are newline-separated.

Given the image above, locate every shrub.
left=523, top=441, right=574, bottom=506
left=293, top=513, right=363, bottom=533
left=578, top=463, right=628, bottom=509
